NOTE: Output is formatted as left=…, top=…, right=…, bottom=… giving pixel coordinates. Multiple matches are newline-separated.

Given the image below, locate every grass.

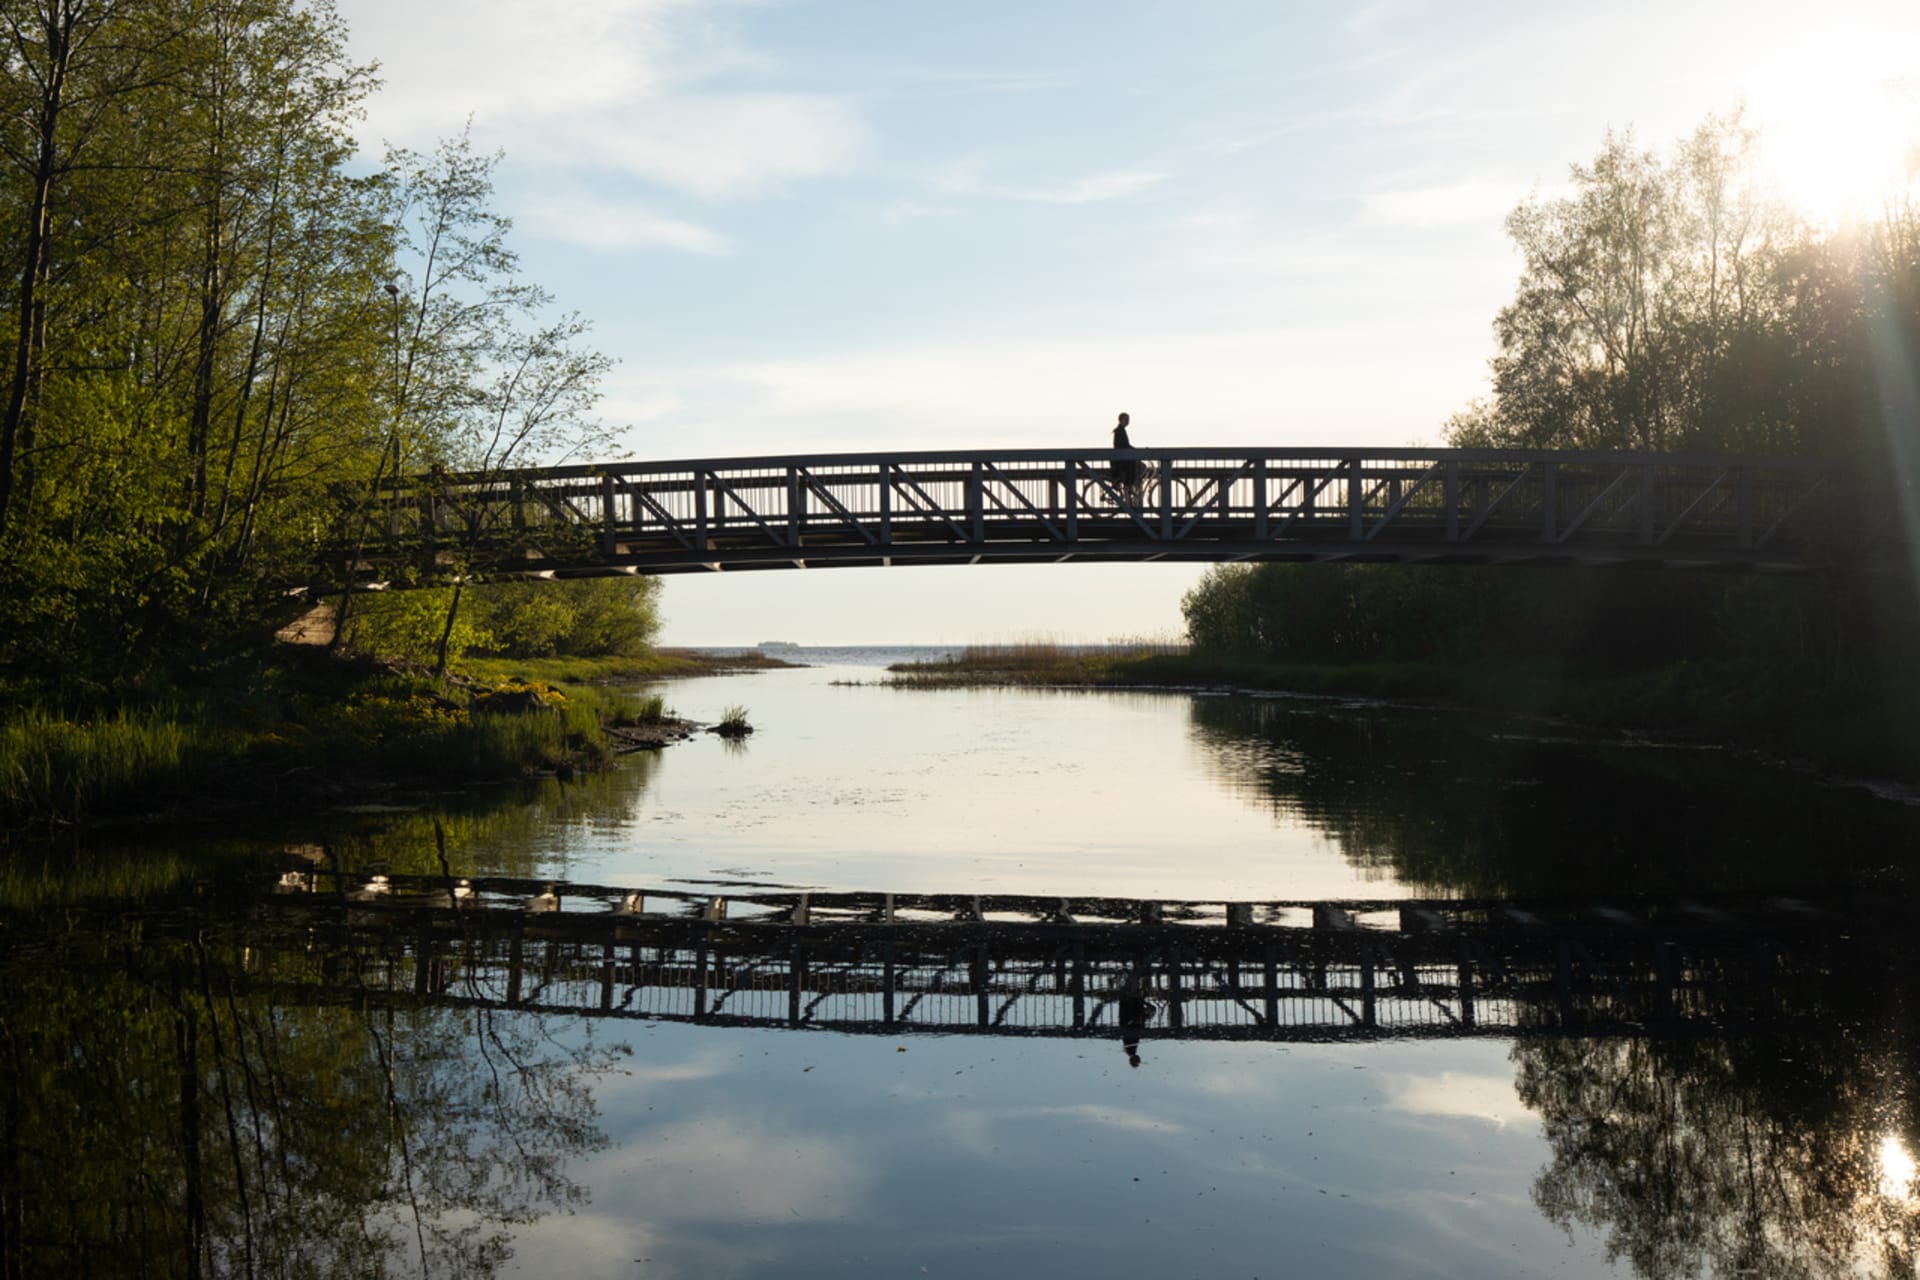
left=885, top=636, right=1191, bottom=688
left=714, top=704, right=753, bottom=738
left=459, top=652, right=708, bottom=686
left=0, top=656, right=683, bottom=833
left=0, top=705, right=223, bottom=828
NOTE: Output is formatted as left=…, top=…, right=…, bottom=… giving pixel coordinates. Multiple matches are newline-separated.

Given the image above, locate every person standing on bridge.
left=1110, top=412, right=1143, bottom=500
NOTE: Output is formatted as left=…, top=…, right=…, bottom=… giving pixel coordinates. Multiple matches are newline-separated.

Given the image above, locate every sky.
left=328, top=0, right=1920, bottom=645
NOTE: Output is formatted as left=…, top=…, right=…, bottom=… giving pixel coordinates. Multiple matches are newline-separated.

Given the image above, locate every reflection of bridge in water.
left=241, top=871, right=1860, bottom=1043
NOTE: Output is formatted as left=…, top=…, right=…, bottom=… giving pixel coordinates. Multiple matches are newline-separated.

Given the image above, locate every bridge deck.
left=330, top=447, right=1886, bottom=582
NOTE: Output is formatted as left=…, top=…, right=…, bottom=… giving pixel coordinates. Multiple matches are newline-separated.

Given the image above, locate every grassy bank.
left=888, top=644, right=1920, bottom=781
left=0, top=654, right=677, bottom=835
left=459, top=647, right=797, bottom=686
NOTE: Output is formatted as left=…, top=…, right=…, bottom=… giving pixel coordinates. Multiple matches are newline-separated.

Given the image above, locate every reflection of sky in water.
left=486, top=656, right=1920, bottom=902
left=528, top=662, right=1394, bottom=898
left=507, top=1024, right=1624, bottom=1279
left=404, top=656, right=1920, bottom=1276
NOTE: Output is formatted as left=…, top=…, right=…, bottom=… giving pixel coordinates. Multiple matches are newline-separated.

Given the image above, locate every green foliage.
left=468, top=576, right=662, bottom=658
left=336, top=588, right=492, bottom=667
left=0, top=5, right=626, bottom=695
left=1458, top=108, right=1918, bottom=459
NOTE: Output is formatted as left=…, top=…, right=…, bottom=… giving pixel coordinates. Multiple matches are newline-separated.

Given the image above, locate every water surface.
left=5, top=647, right=1919, bottom=1278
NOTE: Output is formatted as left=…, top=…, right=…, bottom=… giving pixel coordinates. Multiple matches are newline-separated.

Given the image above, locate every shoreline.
left=1, top=648, right=780, bottom=842
left=880, top=650, right=1920, bottom=788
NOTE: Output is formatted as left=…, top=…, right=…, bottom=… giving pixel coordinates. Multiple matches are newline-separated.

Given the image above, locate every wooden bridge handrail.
left=391, top=445, right=1858, bottom=490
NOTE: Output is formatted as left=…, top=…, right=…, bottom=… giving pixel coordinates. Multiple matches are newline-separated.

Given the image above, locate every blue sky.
left=332, top=0, right=1920, bottom=644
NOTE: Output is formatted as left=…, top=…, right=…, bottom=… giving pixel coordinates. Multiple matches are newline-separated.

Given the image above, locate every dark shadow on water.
left=1184, top=693, right=1920, bottom=899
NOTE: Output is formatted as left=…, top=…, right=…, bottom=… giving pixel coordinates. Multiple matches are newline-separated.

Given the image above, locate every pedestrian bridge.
left=334, top=446, right=1892, bottom=583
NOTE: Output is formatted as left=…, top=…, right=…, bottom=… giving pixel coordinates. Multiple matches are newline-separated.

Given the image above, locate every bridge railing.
left=335, top=447, right=1877, bottom=578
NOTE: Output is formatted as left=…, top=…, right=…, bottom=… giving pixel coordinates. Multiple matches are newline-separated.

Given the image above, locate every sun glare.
left=1743, top=36, right=1919, bottom=227
left=1877, top=1133, right=1917, bottom=1201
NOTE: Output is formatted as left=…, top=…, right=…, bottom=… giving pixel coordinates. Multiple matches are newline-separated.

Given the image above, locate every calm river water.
left=7, top=647, right=1920, bottom=1278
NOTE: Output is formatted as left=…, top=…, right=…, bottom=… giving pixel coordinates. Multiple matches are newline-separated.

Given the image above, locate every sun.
left=1742, top=37, right=1919, bottom=227
left=1879, top=1133, right=1918, bottom=1201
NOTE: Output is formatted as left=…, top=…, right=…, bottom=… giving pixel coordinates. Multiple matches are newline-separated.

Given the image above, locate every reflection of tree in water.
left=1517, top=1020, right=1920, bottom=1278
left=1186, top=697, right=1920, bottom=898
left=0, top=915, right=620, bottom=1277
left=3, top=748, right=667, bottom=909
left=318, top=747, right=665, bottom=881
left=1193, top=696, right=1920, bottom=1272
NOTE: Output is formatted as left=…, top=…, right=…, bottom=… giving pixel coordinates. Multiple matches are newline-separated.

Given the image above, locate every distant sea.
left=687, top=644, right=963, bottom=668
left=685, top=641, right=1186, bottom=668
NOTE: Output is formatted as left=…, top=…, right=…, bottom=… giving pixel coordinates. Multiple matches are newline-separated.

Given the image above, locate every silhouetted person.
left=1117, top=968, right=1156, bottom=1068
left=1110, top=411, right=1142, bottom=499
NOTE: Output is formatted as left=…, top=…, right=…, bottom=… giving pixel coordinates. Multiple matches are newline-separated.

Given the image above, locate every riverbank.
left=886, top=645, right=1920, bottom=783
left=0, top=647, right=771, bottom=839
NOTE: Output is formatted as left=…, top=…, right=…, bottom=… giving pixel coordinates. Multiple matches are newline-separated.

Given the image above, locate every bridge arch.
left=339, top=447, right=1891, bottom=585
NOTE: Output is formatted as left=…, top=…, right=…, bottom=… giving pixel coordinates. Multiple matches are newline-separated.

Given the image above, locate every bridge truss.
left=215, top=874, right=1850, bottom=1043
left=336, top=447, right=1882, bottom=582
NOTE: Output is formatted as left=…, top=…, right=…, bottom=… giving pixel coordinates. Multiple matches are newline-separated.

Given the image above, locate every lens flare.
left=1877, top=1134, right=1917, bottom=1200
left=1742, top=36, right=1919, bottom=226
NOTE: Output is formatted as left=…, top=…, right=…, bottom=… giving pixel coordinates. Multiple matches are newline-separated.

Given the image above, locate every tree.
left=1477, top=113, right=1812, bottom=453
left=331, top=130, right=615, bottom=677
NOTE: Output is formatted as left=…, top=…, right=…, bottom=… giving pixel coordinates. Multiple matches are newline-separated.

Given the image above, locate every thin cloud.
left=518, top=192, right=732, bottom=254
left=335, top=0, right=869, bottom=201
left=556, top=94, right=871, bottom=200
left=907, top=66, right=1097, bottom=93
left=1359, top=177, right=1526, bottom=228
left=935, top=158, right=1166, bottom=204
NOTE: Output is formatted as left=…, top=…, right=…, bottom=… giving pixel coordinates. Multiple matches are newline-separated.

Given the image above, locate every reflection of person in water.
left=1118, top=969, right=1156, bottom=1068
left=1110, top=411, right=1142, bottom=499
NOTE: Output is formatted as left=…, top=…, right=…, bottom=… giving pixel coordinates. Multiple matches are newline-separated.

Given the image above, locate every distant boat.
left=758, top=641, right=800, bottom=650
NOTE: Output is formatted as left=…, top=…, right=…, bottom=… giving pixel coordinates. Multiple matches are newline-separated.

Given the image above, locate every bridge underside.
left=331, top=448, right=1885, bottom=584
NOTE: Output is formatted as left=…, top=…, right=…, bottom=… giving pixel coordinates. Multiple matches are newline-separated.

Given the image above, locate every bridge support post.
left=1361, top=945, right=1376, bottom=1028
left=694, top=472, right=709, bottom=550
left=787, top=467, right=803, bottom=546
left=974, top=943, right=991, bottom=1028
left=883, top=941, right=896, bottom=1026
left=1457, top=942, right=1475, bottom=1029
left=1065, top=460, right=1079, bottom=542
left=602, top=473, right=617, bottom=556
left=1071, top=943, right=1086, bottom=1029
left=1263, top=943, right=1279, bottom=1026
left=789, top=941, right=806, bottom=1027
left=1347, top=458, right=1364, bottom=540
left=1253, top=457, right=1268, bottom=541
left=968, top=462, right=984, bottom=544
left=1444, top=462, right=1459, bottom=543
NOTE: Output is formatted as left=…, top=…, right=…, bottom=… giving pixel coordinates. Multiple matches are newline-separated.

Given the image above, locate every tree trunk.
left=434, top=576, right=464, bottom=678
left=0, top=6, right=75, bottom=539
